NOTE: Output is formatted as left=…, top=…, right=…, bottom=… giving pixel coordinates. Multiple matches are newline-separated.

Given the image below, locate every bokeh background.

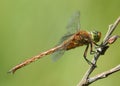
left=0, top=0, right=120, bottom=86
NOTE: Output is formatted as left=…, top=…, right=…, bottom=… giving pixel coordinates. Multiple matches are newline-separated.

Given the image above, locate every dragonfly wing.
left=66, top=11, right=80, bottom=35
left=51, top=48, right=65, bottom=62
left=57, top=11, right=80, bottom=45
left=59, top=33, right=73, bottom=44
left=51, top=11, right=80, bottom=61
left=51, top=33, right=74, bottom=61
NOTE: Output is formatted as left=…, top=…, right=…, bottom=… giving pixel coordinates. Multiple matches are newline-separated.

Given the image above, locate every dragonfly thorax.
left=90, top=31, right=101, bottom=43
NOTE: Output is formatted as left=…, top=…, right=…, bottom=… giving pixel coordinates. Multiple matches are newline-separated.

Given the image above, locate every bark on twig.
left=77, top=17, right=120, bottom=86
left=88, top=65, right=120, bottom=84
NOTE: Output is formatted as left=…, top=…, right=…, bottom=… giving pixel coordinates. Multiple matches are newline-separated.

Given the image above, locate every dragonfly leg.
left=93, top=42, right=100, bottom=46
left=84, top=44, right=97, bottom=67
left=83, top=44, right=92, bottom=65
left=90, top=43, right=96, bottom=54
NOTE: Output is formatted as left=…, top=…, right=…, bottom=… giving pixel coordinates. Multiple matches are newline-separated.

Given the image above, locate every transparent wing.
left=66, top=11, right=80, bottom=35
left=59, top=33, right=73, bottom=44
left=51, top=48, right=65, bottom=62
left=51, top=11, right=80, bottom=61
left=57, top=11, right=80, bottom=44
left=51, top=33, right=73, bottom=61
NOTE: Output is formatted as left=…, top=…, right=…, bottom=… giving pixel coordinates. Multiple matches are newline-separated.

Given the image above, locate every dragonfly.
left=9, top=11, right=101, bottom=74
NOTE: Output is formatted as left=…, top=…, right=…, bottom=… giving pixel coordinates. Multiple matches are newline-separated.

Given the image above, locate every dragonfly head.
left=91, top=31, right=101, bottom=43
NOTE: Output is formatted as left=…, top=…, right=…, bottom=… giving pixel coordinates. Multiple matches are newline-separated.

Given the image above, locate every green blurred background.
left=0, top=0, right=120, bottom=86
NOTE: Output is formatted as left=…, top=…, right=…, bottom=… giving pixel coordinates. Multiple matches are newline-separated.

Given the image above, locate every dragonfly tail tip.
left=7, top=69, right=16, bottom=74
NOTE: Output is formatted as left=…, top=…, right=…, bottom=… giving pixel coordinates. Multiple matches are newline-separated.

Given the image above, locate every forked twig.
left=77, top=17, right=120, bottom=86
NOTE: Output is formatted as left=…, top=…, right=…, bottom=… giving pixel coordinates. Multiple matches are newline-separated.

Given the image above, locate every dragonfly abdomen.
left=8, top=45, right=63, bottom=73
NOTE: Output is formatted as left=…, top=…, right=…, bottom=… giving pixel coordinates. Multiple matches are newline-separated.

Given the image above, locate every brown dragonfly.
left=9, top=11, right=101, bottom=73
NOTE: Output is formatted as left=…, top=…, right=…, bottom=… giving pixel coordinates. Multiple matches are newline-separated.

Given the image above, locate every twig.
left=103, top=16, right=120, bottom=45
left=77, top=17, right=120, bottom=86
left=88, top=64, right=120, bottom=84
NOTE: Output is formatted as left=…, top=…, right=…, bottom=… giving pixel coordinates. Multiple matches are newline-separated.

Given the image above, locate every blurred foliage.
left=0, top=0, right=120, bottom=86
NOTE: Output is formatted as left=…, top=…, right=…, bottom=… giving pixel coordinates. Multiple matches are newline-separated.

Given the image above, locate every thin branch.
left=103, top=16, right=120, bottom=45
left=77, top=17, right=120, bottom=86
left=88, top=64, right=120, bottom=84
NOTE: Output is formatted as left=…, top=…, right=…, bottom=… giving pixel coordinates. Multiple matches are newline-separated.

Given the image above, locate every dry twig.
left=89, top=65, right=120, bottom=84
